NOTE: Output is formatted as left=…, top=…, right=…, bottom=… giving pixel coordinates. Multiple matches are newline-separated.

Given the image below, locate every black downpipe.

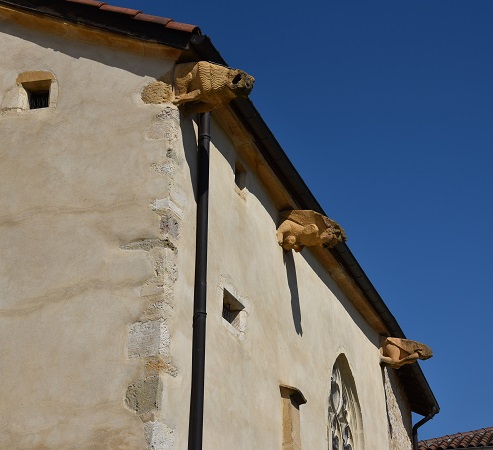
left=412, top=406, right=438, bottom=450
left=188, top=112, right=211, bottom=450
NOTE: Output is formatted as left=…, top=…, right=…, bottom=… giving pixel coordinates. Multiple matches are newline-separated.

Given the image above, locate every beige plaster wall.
left=0, top=17, right=188, bottom=449
left=183, top=118, right=414, bottom=450
left=0, top=12, right=413, bottom=450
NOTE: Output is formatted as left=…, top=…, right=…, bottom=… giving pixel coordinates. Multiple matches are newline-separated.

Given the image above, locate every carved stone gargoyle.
left=276, top=210, right=347, bottom=252
left=380, top=337, right=433, bottom=369
left=142, top=61, right=254, bottom=114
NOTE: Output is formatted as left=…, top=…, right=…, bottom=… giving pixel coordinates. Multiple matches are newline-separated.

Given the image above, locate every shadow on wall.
left=181, top=115, right=199, bottom=202
left=1, top=21, right=167, bottom=79
left=283, top=250, right=303, bottom=336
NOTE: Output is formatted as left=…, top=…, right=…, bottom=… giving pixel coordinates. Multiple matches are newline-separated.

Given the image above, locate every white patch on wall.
left=144, top=421, right=175, bottom=450
left=150, top=198, right=183, bottom=219
left=127, top=320, right=170, bottom=358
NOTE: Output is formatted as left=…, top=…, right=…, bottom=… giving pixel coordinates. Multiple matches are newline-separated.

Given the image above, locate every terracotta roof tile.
left=45, top=0, right=200, bottom=35
left=419, top=426, right=493, bottom=449
left=134, top=13, right=172, bottom=26
left=165, top=20, right=199, bottom=33
left=98, top=4, right=140, bottom=15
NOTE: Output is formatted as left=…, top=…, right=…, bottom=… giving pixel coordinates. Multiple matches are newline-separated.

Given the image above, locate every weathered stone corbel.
left=276, top=210, right=347, bottom=252
left=142, top=61, right=254, bottom=114
left=380, top=337, right=433, bottom=369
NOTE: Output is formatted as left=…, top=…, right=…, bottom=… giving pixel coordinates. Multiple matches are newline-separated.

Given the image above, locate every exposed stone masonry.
left=122, top=105, right=186, bottom=450
left=384, top=366, right=413, bottom=450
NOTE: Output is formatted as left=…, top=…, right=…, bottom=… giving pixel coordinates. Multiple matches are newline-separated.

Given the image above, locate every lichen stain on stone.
left=160, top=213, right=179, bottom=239
left=120, top=238, right=176, bottom=252
left=125, top=376, right=162, bottom=415
left=145, top=356, right=178, bottom=377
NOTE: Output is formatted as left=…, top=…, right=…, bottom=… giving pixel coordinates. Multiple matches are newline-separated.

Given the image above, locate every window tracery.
left=328, top=356, right=363, bottom=450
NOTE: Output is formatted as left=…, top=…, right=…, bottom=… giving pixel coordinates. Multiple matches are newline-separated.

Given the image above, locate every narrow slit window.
left=280, top=385, right=306, bottom=450
left=234, top=161, right=247, bottom=191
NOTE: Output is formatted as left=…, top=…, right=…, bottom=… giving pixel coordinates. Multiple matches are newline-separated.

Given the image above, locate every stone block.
left=127, top=320, right=170, bottom=358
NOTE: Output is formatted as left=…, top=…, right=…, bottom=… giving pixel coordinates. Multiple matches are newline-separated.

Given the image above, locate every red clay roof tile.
left=53, top=0, right=199, bottom=35
left=134, top=13, right=172, bottom=26
left=165, top=20, right=199, bottom=33
left=99, top=4, right=140, bottom=16
left=419, top=426, right=493, bottom=449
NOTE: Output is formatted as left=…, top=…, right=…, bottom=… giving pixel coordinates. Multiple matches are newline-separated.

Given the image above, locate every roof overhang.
left=0, top=0, right=200, bottom=50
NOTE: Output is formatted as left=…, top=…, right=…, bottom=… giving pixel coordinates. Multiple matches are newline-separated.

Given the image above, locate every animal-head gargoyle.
left=141, top=61, right=254, bottom=114
left=276, top=210, right=347, bottom=252
left=380, top=337, right=433, bottom=369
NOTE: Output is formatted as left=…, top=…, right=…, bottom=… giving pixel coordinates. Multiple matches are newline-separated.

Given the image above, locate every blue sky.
left=115, top=0, right=492, bottom=439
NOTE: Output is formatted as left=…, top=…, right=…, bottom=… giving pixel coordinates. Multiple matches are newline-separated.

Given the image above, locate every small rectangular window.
left=22, top=79, right=51, bottom=110
left=234, top=161, right=247, bottom=191
left=280, top=385, right=306, bottom=450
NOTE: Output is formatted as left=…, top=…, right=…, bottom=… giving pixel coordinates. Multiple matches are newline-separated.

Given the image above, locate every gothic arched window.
left=328, top=355, right=364, bottom=450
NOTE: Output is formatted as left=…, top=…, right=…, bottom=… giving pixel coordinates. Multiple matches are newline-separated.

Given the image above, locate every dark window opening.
left=234, top=161, right=247, bottom=190
left=222, top=289, right=244, bottom=330
left=222, top=302, right=238, bottom=324
left=22, top=79, right=51, bottom=110
left=29, top=91, right=49, bottom=109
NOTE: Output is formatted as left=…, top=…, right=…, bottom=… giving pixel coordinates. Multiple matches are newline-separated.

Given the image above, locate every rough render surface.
left=0, top=16, right=187, bottom=449
left=384, top=367, right=413, bottom=450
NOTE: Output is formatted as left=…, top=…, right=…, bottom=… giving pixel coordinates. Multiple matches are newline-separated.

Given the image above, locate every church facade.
left=0, top=1, right=438, bottom=449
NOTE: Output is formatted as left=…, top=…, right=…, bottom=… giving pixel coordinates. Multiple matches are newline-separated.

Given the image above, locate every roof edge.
left=0, top=0, right=200, bottom=49
left=189, top=34, right=439, bottom=417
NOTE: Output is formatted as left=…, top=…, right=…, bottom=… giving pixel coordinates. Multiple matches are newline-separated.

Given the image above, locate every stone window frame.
left=1, top=71, right=58, bottom=115
left=218, top=277, right=249, bottom=340
left=328, top=354, right=364, bottom=450
left=280, top=384, right=307, bottom=450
